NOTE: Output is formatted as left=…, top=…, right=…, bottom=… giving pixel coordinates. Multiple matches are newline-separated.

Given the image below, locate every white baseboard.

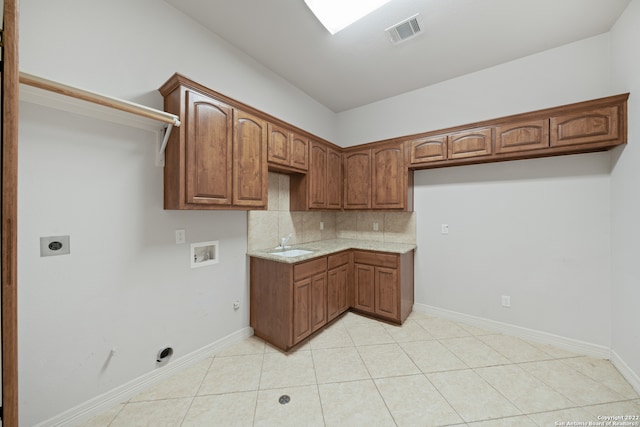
left=37, top=327, right=254, bottom=427
left=413, top=303, right=611, bottom=359
left=611, top=350, right=640, bottom=395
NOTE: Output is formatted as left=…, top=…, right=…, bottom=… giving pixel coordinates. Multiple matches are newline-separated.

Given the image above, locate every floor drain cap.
left=278, top=395, right=290, bottom=404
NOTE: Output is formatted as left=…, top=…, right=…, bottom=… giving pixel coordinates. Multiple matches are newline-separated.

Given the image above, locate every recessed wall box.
left=191, top=240, right=219, bottom=268
left=40, top=235, right=70, bottom=257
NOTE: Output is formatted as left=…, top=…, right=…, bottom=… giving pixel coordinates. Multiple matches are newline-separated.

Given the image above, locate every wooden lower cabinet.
left=353, top=263, right=375, bottom=314
left=327, top=251, right=351, bottom=322
left=375, top=267, right=399, bottom=320
left=292, top=271, right=326, bottom=342
left=250, top=256, right=327, bottom=350
left=352, top=250, right=413, bottom=324
left=250, top=248, right=414, bottom=351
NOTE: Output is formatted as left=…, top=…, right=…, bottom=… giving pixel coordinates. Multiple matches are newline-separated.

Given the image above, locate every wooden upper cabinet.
left=372, top=144, right=405, bottom=209
left=267, top=123, right=290, bottom=167
left=289, top=140, right=341, bottom=211
left=233, top=110, right=268, bottom=207
left=410, top=135, right=447, bottom=164
left=495, top=119, right=550, bottom=154
left=344, top=149, right=372, bottom=210
left=344, top=142, right=409, bottom=211
left=290, top=133, right=309, bottom=171
left=326, top=147, right=343, bottom=209
left=160, top=75, right=269, bottom=210
left=448, top=127, right=493, bottom=159
left=309, top=142, right=328, bottom=208
left=185, top=90, right=233, bottom=205
left=267, top=123, right=309, bottom=172
left=551, top=106, right=619, bottom=147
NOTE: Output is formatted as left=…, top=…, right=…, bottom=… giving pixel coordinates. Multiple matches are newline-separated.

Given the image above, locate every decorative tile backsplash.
left=248, top=173, right=416, bottom=251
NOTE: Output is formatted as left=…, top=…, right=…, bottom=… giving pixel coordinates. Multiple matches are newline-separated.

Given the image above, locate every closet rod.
left=19, top=72, right=181, bottom=127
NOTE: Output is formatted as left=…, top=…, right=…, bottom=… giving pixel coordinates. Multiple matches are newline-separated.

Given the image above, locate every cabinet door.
left=310, top=273, right=327, bottom=333
left=326, top=147, right=343, bottom=209
left=267, top=123, right=290, bottom=167
left=410, top=135, right=447, bottom=164
left=309, top=142, right=327, bottom=208
left=185, top=90, right=233, bottom=205
left=353, top=263, right=375, bottom=313
left=448, top=128, right=493, bottom=159
left=550, top=106, right=619, bottom=147
left=344, top=150, right=371, bottom=210
left=292, top=278, right=312, bottom=344
left=290, top=133, right=309, bottom=171
left=327, top=264, right=348, bottom=321
left=375, top=267, right=399, bottom=320
left=495, top=119, right=549, bottom=154
left=372, top=144, right=405, bottom=209
left=233, top=110, right=268, bottom=207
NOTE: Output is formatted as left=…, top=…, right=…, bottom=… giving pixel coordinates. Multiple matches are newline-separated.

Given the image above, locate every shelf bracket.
left=158, top=123, right=172, bottom=163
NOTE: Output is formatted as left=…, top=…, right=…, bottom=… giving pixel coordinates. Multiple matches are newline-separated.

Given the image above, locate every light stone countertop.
left=247, top=238, right=416, bottom=264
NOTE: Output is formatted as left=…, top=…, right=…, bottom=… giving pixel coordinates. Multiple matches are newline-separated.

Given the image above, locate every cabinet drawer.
left=328, top=251, right=350, bottom=269
left=293, top=257, right=326, bottom=281
left=353, top=250, right=397, bottom=268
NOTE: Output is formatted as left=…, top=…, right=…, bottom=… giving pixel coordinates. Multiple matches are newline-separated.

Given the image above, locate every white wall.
left=337, top=35, right=616, bottom=345
left=337, top=34, right=613, bottom=147
left=18, top=0, right=336, bottom=425
left=610, top=0, right=640, bottom=382
left=19, top=0, right=336, bottom=143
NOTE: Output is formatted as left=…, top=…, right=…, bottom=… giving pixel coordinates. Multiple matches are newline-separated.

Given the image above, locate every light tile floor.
left=85, top=311, right=640, bottom=427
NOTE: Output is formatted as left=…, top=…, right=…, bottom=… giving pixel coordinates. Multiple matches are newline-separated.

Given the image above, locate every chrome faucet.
left=279, top=234, right=292, bottom=249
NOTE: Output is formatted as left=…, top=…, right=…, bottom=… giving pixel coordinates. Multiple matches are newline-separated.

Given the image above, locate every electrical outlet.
left=175, top=229, right=186, bottom=244
left=373, top=222, right=379, bottom=231
left=501, top=295, right=511, bottom=308
left=441, top=224, right=449, bottom=234
left=320, top=221, right=324, bottom=230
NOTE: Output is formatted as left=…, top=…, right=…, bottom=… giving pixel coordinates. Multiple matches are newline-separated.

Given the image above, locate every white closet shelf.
left=19, top=71, right=181, bottom=165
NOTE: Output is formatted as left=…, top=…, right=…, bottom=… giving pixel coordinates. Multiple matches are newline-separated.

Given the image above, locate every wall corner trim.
left=35, top=327, right=254, bottom=427
left=611, top=350, right=640, bottom=395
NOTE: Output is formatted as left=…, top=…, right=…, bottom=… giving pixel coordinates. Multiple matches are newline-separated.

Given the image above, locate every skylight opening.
left=304, top=0, right=393, bottom=35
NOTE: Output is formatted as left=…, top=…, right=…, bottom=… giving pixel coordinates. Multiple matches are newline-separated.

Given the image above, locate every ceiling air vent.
left=385, top=14, right=422, bottom=45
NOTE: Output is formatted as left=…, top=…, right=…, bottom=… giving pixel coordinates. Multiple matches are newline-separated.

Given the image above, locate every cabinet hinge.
left=0, top=28, right=4, bottom=47
left=1, top=405, right=3, bottom=420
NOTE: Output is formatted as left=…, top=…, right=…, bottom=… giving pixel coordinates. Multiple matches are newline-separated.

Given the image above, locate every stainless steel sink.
left=269, top=249, right=314, bottom=258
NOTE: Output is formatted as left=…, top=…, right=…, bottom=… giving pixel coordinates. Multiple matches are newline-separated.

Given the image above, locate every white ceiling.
left=165, top=0, right=631, bottom=113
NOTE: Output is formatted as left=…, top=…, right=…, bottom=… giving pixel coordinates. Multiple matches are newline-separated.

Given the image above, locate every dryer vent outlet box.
left=156, top=347, right=174, bottom=364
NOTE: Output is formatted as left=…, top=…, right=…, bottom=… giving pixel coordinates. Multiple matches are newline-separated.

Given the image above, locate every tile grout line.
left=308, top=345, right=328, bottom=427
left=178, top=356, right=216, bottom=427
left=105, top=402, right=126, bottom=427
left=251, top=343, right=268, bottom=426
